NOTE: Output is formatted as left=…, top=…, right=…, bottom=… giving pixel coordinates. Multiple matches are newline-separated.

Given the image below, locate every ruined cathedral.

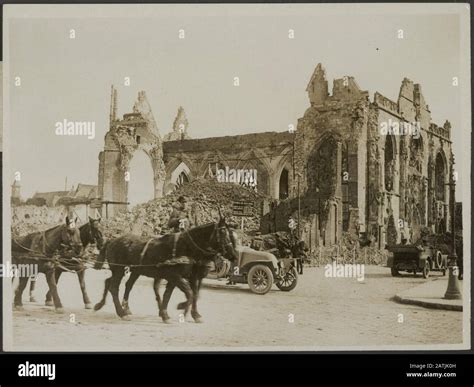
left=98, top=64, right=454, bottom=250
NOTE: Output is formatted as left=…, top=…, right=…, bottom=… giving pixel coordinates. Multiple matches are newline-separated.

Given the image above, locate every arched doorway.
left=279, top=169, right=289, bottom=199
left=169, top=161, right=191, bottom=192
left=127, top=150, right=155, bottom=207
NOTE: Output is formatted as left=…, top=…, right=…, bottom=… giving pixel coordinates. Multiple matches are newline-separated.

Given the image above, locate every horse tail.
left=94, top=240, right=108, bottom=270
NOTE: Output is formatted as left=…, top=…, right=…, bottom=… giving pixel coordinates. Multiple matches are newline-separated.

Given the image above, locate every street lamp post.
left=444, top=155, right=462, bottom=300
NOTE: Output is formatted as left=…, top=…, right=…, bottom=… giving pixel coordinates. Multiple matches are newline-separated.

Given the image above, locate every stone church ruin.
left=97, top=64, right=456, bottom=251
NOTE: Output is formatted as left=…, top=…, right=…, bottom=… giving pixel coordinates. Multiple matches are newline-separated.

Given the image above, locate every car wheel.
left=435, top=252, right=443, bottom=269
left=207, top=257, right=231, bottom=279
left=422, top=261, right=430, bottom=279
left=247, top=264, right=273, bottom=295
left=276, top=267, right=298, bottom=291
left=391, top=267, right=400, bottom=277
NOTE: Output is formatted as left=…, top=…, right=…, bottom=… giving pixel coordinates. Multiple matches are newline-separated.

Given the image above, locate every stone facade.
left=98, top=64, right=455, bottom=248
left=289, top=64, right=453, bottom=249
left=98, top=86, right=166, bottom=216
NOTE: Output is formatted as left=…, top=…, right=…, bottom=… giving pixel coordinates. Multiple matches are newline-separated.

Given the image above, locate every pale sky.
left=4, top=5, right=469, bottom=199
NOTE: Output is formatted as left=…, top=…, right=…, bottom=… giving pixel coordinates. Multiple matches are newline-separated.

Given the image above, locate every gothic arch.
left=434, top=151, right=448, bottom=202
left=202, top=150, right=228, bottom=178
left=273, top=151, right=293, bottom=199
left=237, top=156, right=271, bottom=195
left=235, top=147, right=273, bottom=174
left=278, top=168, right=290, bottom=200
left=306, top=133, right=341, bottom=198
left=165, top=153, right=194, bottom=178
left=164, top=161, right=192, bottom=194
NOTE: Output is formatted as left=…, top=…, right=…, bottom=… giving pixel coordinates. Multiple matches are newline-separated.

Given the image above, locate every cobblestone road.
left=10, top=266, right=465, bottom=351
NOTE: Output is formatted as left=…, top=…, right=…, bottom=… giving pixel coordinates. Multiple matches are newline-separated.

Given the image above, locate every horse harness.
left=138, top=224, right=231, bottom=266
left=13, top=229, right=80, bottom=273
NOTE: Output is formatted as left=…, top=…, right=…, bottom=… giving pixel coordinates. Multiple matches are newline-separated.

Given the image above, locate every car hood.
left=236, top=246, right=279, bottom=267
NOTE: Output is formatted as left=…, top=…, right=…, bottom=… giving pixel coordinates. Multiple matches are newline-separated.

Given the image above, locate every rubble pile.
left=11, top=205, right=69, bottom=237
left=307, top=233, right=389, bottom=266
left=102, top=178, right=267, bottom=239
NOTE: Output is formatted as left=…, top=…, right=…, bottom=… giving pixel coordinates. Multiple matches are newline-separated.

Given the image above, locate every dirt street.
left=9, top=266, right=463, bottom=351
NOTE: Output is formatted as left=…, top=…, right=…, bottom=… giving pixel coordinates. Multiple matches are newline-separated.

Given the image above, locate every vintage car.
left=208, top=245, right=298, bottom=294
left=387, top=244, right=448, bottom=278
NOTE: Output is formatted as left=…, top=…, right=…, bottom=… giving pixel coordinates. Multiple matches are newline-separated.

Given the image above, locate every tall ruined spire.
left=306, top=63, right=328, bottom=106
left=173, top=106, right=189, bottom=138
left=133, top=91, right=160, bottom=138
left=164, top=107, right=191, bottom=141
left=109, top=85, right=117, bottom=125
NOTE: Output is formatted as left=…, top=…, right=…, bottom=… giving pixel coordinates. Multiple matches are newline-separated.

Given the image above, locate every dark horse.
left=43, top=217, right=104, bottom=309
left=12, top=217, right=83, bottom=312
left=93, top=217, right=238, bottom=322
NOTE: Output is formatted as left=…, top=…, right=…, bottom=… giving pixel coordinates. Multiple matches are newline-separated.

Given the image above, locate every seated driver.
left=168, top=196, right=191, bottom=232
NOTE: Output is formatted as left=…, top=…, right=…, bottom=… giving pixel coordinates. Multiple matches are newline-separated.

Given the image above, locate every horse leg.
left=175, top=277, right=194, bottom=322
left=122, top=271, right=140, bottom=315
left=154, top=277, right=168, bottom=322
left=29, top=277, right=37, bottom=302
left=94, top=276, right=111, bottom=311
left=108, top=270, right=127, bottom=319
left=45, top=270, right=62, bottom=307
left=160, top=281, right=175, bottom=323
left=153, top=277, right=162, bottom=312
left=13, top=276, right=29, bottom=310
left=45, top=270, right=63, bottom=313
left=77, top=270, right=92, bottom=309
left=190, top=276, right=204, bottom=323
left=177, top=273, right=201, bottom=319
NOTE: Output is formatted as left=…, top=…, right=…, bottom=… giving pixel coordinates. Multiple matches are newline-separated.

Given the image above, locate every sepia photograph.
left=2, top=3, right=471, bottom=352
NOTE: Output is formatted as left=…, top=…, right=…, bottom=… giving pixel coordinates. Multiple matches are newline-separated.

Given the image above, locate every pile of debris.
left=11, top=205, right=69, bottom=237
left=102, top=178, right=267, bottom=239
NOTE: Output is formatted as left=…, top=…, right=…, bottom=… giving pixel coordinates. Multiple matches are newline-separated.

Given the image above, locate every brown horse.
left=93, top=217, right=238, bottom=322
left=12, top=217, right=83, bottom=312
left=43, top=217, right=104, bottom=309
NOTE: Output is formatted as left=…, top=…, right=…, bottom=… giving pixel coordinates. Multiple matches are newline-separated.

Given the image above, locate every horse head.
left=62, top=216, right=83, bottom=256
left=211, top=209, right=239, bottom=262
left=88, top=216, right=104, bottom=250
